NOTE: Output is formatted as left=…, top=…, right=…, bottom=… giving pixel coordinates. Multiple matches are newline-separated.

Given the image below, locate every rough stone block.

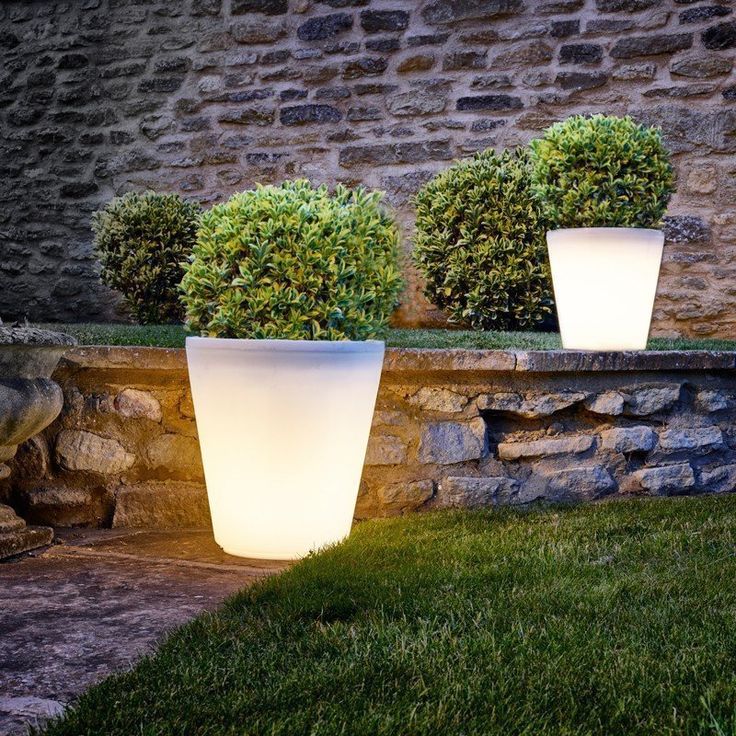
left=601, top=427, right=657, bottom=453
left=633, top=463, right=695, bottom=495
left=218, top=107, right=275, bottom=126
left=696, top=389, right=729, bottom=412
left=231, top=0, right=287, bottom=14
left=376, top=479, right=434, bottom=514
left=422, top=0, right=522, bottom=24
left=366, top=37, right=401, bottom=53
left=443, top=50, right=487, bottom=71
left=456, top=94, right=523, bottom=111
left=471, top=73, right=513, bottom=88
left=297, top=13, right=353, bottom=41
left=624, top=385, right=681, bottom=416
left=559, top=43, right=603, bottom=64
left=364, top=434, right=407, bottom=466
left=662, top=215, right=711, bottom=244
left=145, top=434, right=203, bottom=480
left=557, top=71, right=608, bottom=90
left=114, top=388, right=162, bottom=422
left=418, top=419, right=486, bottom=464
left=347, top=106, right=382, bottom=121
left=680, top=6, right=731, bottom=24
left=192, top=0, right=221, bottom=16
left=658, top=426, right=724, bottom=452
left=518, top=392, right=587, bottom=418
left=438, top=475, right=518, bottom=507
left=112, top=482, right=210, bottom=528
left=55, top=430, right=135, bottom=474
left=702, top=20, right=736, bottom=50
left=477, top=392, right=522, bottom=413
left=0, top=504, right=25, bottom=534
left=280, top=104, right=342, bottom=125
left=396, top=53, right=435, bottom=73
left=542, top=465, right=616, bottom=500
left=551, top=20, right=580, bottom=37
left=21, top=485, right=112, bottom=526
left=387, top=82, right=449, bottom=116
left=612, top=62, right=657, bottom=80
left=360, top=10, right=410, bottom=33
left=610, top=33, right=693, bottom=58
left=671, top=55, right=733, bottom=78
left=493, top=41, right=553, bottom=69
left=406, top=387, right=468, bottom=413
left=585, top=391, right=625, bottom=416
left=478, top=391, right=586, bottom=418
left=700, top=464, right=736, bottom=494
left=686, top=165, right=718, bottom=194
left=231, top=19, right=286, bottom=44
left=596, top=0, right=660, bottom=9
left=342, top=57, right=388, bottom=79
left=339, top=139, right=452, bottom=167
left=498, top=435, right=594, bottom=461
left=644, top=84, right=718, bottom=99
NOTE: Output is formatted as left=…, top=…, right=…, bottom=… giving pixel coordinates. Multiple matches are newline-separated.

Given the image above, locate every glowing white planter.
left=185, top=337, right=384, bottom=560
left=546, top=228, right=664, bottom=351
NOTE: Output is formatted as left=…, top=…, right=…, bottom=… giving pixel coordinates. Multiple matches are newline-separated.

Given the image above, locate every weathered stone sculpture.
left=0, top=326, right=75, bottom=558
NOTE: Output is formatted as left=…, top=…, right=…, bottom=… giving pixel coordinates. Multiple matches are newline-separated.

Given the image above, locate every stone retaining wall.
left=2, top=346, right=736, bottom=528
left=2, top=1, right=736, bottom=335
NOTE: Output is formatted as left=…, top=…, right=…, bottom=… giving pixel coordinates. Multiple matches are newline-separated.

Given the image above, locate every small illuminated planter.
left=546, top=227, right=664, bottom=351
left=185, top=338, right=384, bottom=560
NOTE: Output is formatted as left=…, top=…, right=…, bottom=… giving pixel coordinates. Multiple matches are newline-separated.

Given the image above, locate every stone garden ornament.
left=181, top=180, right=403, bottom=559
left=530, top=114, right=675, bottom=351
left=0, top=325, right=76, bottom=558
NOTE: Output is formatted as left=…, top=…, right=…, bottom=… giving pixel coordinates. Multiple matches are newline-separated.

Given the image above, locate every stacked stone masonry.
left=1, top=1, right=736, bottom=334
left=3, top=346, right=736, bottom=528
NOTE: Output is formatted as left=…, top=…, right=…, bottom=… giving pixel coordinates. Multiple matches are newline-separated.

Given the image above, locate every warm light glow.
left=546, top=228, right=664, bottom=351
left=185, top=338, right=385, bottom=559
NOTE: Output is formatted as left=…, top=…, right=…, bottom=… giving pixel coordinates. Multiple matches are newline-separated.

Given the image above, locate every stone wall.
left=1, top=1, right=735, bottom=333
left=3, top=346, right=736, bottom=528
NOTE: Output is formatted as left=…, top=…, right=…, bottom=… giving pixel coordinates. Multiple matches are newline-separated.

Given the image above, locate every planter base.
left=0, top=504, right=53, bottom=560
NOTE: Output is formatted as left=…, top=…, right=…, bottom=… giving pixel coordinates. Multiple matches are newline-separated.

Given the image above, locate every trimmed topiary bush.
left=529, top=114, right=674, bottom=229
left=180, top=180, right=403, bottom=340
left=92, top=192, right=201, bottom=324
left=413, top=148, right=552, bottom=331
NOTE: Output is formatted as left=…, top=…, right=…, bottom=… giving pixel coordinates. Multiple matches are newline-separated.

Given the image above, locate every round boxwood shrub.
left=180, top=180, right=404, bottom=340
left=92, top=191, right=201, bottom=324
left=413, top=148, right=552, bottom=331
left=529, top=114, right=674, bottom=229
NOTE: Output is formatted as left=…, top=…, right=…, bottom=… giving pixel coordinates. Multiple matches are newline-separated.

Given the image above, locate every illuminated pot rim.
left=547, top=227, right=663, bottom=240
left=185, top=336, right=385, bottom=353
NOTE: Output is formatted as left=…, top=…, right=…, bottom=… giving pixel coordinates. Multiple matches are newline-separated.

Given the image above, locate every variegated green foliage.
left=180, top=180, right=403, bottom=340
left=529, top=114, right=674, bottom=229
left=92, top=191, right=201, bottom=324
left=413, top=148, right=552, bottom=331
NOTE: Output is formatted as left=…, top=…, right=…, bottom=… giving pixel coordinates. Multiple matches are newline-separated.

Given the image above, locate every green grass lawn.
left=42, top=497, right=736, bottom=736
left=34, top=323, right=736, bottom=351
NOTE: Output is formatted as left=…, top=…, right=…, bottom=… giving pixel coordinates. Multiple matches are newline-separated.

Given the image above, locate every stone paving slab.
left=0, top=530, right=289, bottom=736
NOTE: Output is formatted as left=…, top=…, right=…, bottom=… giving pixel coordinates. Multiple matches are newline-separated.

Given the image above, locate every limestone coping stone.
left=58, top=346, right=736, bottom=375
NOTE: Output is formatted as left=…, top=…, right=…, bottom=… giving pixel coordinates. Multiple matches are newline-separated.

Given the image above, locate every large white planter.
left=546, top=227, right=664, bottom=351
left=185, top=337, right=385, bottom=559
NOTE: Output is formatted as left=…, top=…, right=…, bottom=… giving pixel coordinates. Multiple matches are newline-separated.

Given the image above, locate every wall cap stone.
left=58, top=346, right=736, bottom=375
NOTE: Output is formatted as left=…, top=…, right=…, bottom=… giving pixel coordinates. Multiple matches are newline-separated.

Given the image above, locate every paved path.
left=0, top=529, right=288, bottom=736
